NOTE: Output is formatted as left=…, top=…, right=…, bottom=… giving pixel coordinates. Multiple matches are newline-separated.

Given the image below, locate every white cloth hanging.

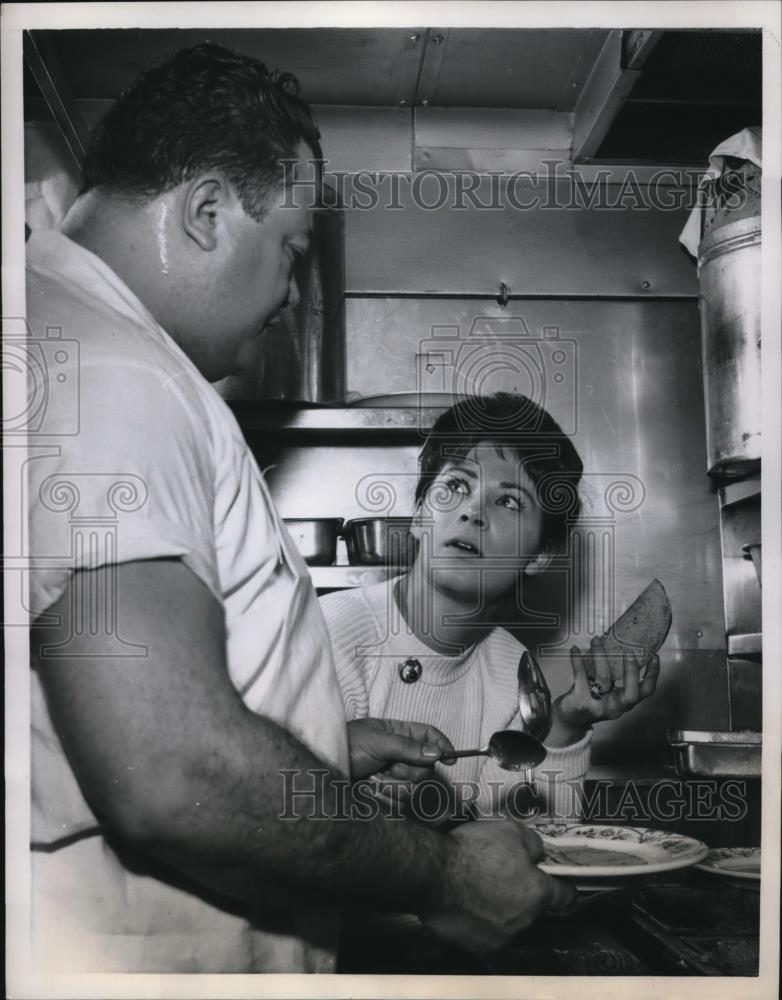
left=679, top=126, right=762, bottom=258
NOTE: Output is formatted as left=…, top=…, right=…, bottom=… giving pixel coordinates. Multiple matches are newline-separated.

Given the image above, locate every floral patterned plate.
left=534, top=823, right=709, bottom=878
left=695, top=847, right=761, bottom=880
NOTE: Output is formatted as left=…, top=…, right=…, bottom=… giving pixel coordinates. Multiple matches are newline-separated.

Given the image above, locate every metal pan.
left=667, top=730, right=762, bottom=778
left=341, top=517, right=415, bottom=566
left=283, top=518, right=343, bottom=566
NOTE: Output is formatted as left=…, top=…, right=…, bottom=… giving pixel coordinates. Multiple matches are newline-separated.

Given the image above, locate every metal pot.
left=283, top=518, right=343, bottom=566
left=698, top=213, right=761, bottom=478
left=341, top=517, right=415, bottom=566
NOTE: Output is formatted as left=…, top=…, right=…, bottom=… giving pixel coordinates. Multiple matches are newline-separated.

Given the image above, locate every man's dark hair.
left=80, top=42, right=322, bottom=219
left=415, top=392, right=583, bottom=552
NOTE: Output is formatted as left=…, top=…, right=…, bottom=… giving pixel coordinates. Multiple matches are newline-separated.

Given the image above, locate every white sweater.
left=320, top=578, right=590, bottom=820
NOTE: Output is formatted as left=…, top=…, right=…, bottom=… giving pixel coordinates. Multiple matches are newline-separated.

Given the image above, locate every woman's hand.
left=546, top=637, right=661, bottom=747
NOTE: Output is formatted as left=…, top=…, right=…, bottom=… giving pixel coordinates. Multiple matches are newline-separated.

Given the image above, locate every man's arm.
left=32, top=559, right=573, bottom=942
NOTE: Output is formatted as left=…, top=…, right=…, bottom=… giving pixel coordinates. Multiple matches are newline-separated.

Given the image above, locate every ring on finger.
left=588, top=678, right=613, bottom=701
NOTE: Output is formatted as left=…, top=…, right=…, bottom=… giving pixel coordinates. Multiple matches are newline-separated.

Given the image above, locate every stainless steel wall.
left=343, top=176, right=698, bottom=298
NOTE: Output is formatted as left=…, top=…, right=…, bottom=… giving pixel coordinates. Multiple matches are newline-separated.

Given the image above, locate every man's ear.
left=524, top=549, right=553, bottom=577
left=182, top=177, right=224, bottom=252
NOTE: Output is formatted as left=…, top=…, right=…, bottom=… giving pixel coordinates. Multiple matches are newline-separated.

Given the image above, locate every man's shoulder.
left=26, top=237, right=229, bottom=445
left=27, top=258, right=180, bottom=375
left=26, top=232, right=200, bottom=383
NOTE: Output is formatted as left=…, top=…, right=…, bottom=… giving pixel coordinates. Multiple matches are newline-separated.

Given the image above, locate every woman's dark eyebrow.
left=500, top=482, right=536, bottom=504
left=445, top=464, right=478, bottom=479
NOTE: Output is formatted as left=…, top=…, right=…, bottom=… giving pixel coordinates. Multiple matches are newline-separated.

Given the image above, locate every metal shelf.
left=229, top=403, right=445, bottom=435
left=720, top=475, right=761, bottom=508
left=727, top=633, right=762, bottom=660
left=309, top=565, right=399, bottom=589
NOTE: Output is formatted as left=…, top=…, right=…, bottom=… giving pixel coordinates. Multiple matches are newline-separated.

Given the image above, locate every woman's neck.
left=396, top=560, right=489, bottom=656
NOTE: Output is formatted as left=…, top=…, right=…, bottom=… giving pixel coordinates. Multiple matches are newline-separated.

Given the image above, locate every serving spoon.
left=518, top=650, right=553, bottom=741
left=445, top=729, right=547, bottom=771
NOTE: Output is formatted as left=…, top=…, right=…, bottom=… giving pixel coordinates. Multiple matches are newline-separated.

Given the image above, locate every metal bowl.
left=341, top=517, right=415, bottom=566
left=283, top=518, right=343, bottom=566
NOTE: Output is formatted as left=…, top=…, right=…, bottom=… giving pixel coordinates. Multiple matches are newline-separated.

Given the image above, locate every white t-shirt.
left=25, top=230, right=349, bottom=973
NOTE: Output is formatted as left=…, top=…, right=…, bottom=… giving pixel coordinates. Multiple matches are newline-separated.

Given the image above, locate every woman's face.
left=411, top=445, right=549, bottom=609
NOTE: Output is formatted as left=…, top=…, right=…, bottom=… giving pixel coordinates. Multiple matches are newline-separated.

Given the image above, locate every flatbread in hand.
left=591, top=578, right=672, bottom=685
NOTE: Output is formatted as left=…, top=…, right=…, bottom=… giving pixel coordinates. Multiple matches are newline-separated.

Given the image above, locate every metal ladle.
left=445, top=730, right=547, bottom=771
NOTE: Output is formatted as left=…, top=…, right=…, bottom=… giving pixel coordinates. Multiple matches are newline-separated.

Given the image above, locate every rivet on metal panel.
left=421, top=150, right=431, bottom=160
left=409, top=34, right=420, bottom=46
left=642, top=281, right=651, bottom=290
left=420, top=99, right=429, bottom=108
left=431, top=34, right=444, bottom=45
left=399, top=99, right=408, bottom=107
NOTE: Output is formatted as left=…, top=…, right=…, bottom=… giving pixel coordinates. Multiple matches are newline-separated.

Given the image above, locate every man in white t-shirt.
left=26, top=42, right=574, bottom=976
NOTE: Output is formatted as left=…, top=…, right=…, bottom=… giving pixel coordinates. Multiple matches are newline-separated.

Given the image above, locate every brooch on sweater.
left=398, top=657, right=422, bottom=683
